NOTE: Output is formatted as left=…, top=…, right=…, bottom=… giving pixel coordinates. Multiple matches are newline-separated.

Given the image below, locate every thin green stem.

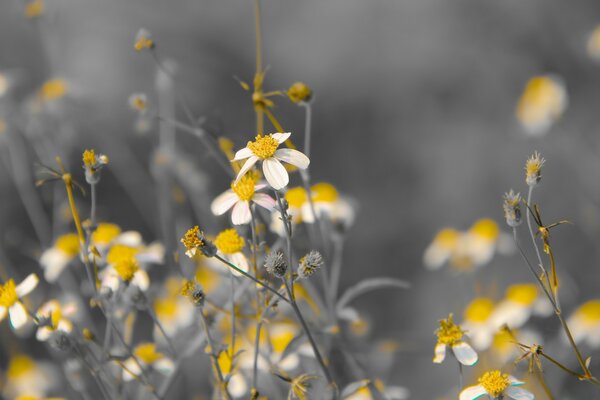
left=199, top=310, right=232, bottom=400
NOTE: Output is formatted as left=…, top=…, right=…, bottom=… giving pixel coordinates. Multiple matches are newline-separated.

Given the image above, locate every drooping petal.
left=9, top=302, right=28, bottom=330
left=16, top=273, right=39, bottom=297
left=274, top=148, right=310, bottom=169
left=505, top=386, right=535, bottom=400
left=211, top=190, right=239, bottom=216
left=262, top=158, right=289, bottom=190
left=252, top=193, right=276, bottom=211
left=234, top=156, right=259, bottom=184
left=459, top=385, right=488, bottom=400
left=279, top=353, right=300, bottom=371
left=452, top=341, right=478, bottom=366
left=231, top=201, right=252, bottom=225
left=271, top=132, right=291, bottom=144
left=432, top=343, right=446, bottom=364
left=232, top=147, right=253, bottom=161
left=154, top=358, right=175, bottom=375
left=132, top=270, right=150, bottom=291
left=40, top=248, right=72, bottom=283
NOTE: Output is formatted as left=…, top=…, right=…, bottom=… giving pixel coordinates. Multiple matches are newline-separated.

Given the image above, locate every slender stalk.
left=458, top=362, right=463, bottom=392
left=229, top=271, right=236, bottom=363
left=148, top=306, right=177, bottom=357
left=301, top=102, right=312, bottom=159
left=199, top=310, right=232, bottom=400
left=90, top=182, right=97, bottom=228
left=252, top=296, right=280, bottom=393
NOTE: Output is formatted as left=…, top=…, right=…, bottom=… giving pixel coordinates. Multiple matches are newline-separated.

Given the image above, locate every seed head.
left=180, top=279, right=205, bottom=307
left=264, top=250, right=288, bottom=278
left=525, top=151, right=546, bottom=187
left=298, top=250, right=323, bottom=279
left=502, top=189, right=522, bottom=227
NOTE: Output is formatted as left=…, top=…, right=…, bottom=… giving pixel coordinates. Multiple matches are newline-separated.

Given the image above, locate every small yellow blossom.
left=525, top=151, right=545, bottom=187
left=114, top=258, right=140, bottom=282
left=134, top=29, right=154, bottom=51
left=38, top=79, right=67, bottom=101
left=0, top=280, right=18, bottom=308
left=231, top=175, right=257, bottom=201
left=134, top=343, right=164, bottom=364
left=247, top=134, right=280, bottom=160
left=91, top=223, right=122, bottom=245
left=214, top=229, right=245, bottom=255
left=436, top=313, right=464, bottom=346
left=516, top=75, right=567, bottom=136
left=82, top=149, right=96, bottom=168
left=479, top=370, right=510, bottom=397
left=181, top=226, right=203, bottom=257
left=107, top=244, right=139, bottom=265
left=25, top=0, right=44, bottom=18
left=287, top=82, right=312, bottom=104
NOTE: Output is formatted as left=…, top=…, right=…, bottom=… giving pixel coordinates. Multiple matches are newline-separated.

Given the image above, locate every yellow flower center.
left=114, top=258, right=139, bottom=282
left=517, top=76, right=564, bottom=125
left=214, top=229, right=245, bottom=255
left=134, top=343, right=164, bottom=364
left=311, top=182, right=339, bottom=203
left=478, top=370, right=510, bottom=397
left=271, top=325, right=296, bottom=353
left=7, top=355, right=35, bottom=379
left=464, top=298, right=495, bottom=322
left=492, top=328, right=516, bottom=355
left=24, top=0, right=44, bottom=18
left=135, top=37, right=154, bottom=51
left=82, top=149, right=96, bottom=168
left=506, top=284, right=538, bottom=305
left=0, top=280, right=18, bottom=308
left=578, top=300, right=600, bottom=325
left=285, top=187, right=308, bottom=208
left=92, top=223, right=122, bottom=245
left=51, top=307, right=62, bottom=330
left=181, top=226, right=203, bottom=253
left=469, top=219, right=499, bottom=241
left=433, top=228, right=460, bottom=250
left=39, top=79, right=67, bottom=101
left=231, top=175, right=256, bottom=201
left=247, top=134, right=279, bottom=159
left=155, top=298, right=178, bottom=318
left=55, top=233, right=80, bottom=256
left=436, top=313, right=464, bottom=345
left=107, top=244, right=139, bottom=265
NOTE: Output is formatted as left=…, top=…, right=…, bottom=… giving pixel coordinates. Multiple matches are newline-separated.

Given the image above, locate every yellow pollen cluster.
left=214, top=229, right=245, bottom=254
left=0, top=279, right=18, bottom=308
left=92, top=223, right=122, bottom=245
left=506, top=284, right=537, bottom=305
left=311, top=182, right=339, bottom=203
left=7, top=355, right=35, bottom=379
left=82, top=149, right=96, bottom=168
left=134, top=343, right=164, bottom=364
left=24, top=0, right=44, bottom=18
left=107, top=245, right=139, bottom=266
left=578, top=300, right=600, bottom=324
left=231, top=175, right=256, bottom=201
left=464, top=298, right=494, bottom=322
left=287, top=82, right=312, bottom=103
left=39, top=79, right=67, bottom=101
left=180, top=279, right=196, bottom=298
left=436, top=314, right=464, bottom=345
left=135, top=36, right=154, bottom=51
left=55, top=233, right=80, bottom=256
left=181, top=226, right=203, bottom=253
left=285, top=187, right=308, bottom=208
left=114, top=258, right=139, bottom=282
left=247, top=134, right=279, bottom=159
left=478, top=370, right=510, bottom=397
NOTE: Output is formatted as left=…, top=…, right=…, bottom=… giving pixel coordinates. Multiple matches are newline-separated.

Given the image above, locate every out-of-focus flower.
left=128, top=93, right=148, bottom=114
left=213, top=229, right=248, bottom=275
left=460, top=370, right=533, bottom=400
left=298, top=250, right=324, bottom=279
left=525, top=151, right=546, bottom=187
left=502, top=190, right=522, bottom=228
left=3, top=355, right=56, bottom=398
left=516, top=75, right=567, bottom=136
left=287, top=82, right=312, bottom=104
left=38, top=79, right=68, bottom=102
left=343, top=380, right=409, bottom=400
left=566, top=300, right=600, bottom=348
left=587, top=25, right=600, bottom=61
left=489, top=283, right=552, bottom=330
left=301, top=182, right=356, bottom=228
left=211, top=174, right=275, bottom=225
left=0, top=274, right=39, bottom=330
left=154, top=277, right=195, bottom=338
left=91, top=223, right=122, bottom=249
left=232, top=133, right=309, bottom=190
left=433, top=313, right=478, bottom=366
left=462, top=297, right=497, bottom=350
left=100, top=244, right=155, bottom=291
left=40, top=233, right=80, bottom=282
left=270, top=186, right=307, bottom=236
left=0, top=72, right=12, bottom=98
left=423, top=228, right=461, bottom=270
left=24, top=0, right=44, bottom=19
left=82, top=149, right=109, bottom=184
left=35, top=300, right=77, bottom=342
left=180, top=279, right=205, bottom=307
left=122, top=343, right=174, bottom=381
left=134, top=29, right=155, bottom=51
left=490, top=327, right=541, bottom=364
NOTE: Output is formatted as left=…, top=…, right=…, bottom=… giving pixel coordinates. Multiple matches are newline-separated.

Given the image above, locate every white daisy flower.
left=491, top=328, right=541, bottom=364
left=232, top=132, right=310, bottom=190
left=516, top=74, right=567, bottom=137
left=423, top=228, right=461, bottom=270
left=460, top=370, right=534, bottom=400
left=211, top=174, right=276, bottom=225
left=462, top=297, right=497, bottom=351
left=122, top=343, right=174, bottom=381
left=0, top=274, right=39, bottom=330
left=153, top=277, right=195, bottom=338
left=301, top=182, right=355, bottom=228
left=565, top=300, right=600, bottom=348
left=489, top=283, right=552, bottom=330
left=433, top=314, right=478, bottom=366
left=35, top=300, right=77, bottom=342
left=3, top=354, right=57, bottom=399
left=99, top=244, right=152, bottom=292
left=39, top=233, right=80, bottom=283
left=213, top=229, right=248, bottom=276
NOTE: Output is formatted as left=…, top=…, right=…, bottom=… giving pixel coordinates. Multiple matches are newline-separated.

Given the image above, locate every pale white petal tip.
left=452, top=341, right=478, bottom=366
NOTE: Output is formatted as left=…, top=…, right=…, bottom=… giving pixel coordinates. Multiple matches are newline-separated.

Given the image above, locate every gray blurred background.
left=3, top=0, right=600, bottom=397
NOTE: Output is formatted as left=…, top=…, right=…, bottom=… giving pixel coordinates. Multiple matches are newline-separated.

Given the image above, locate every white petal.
left=40, top=248, right=72, bottom=282
left=505, top=386, right=535, bottom=400
left=232, top=147, right=253, bottom=161
left=279, top=353, right=300, bottom=371
left=211, top=190, right=239, bottom=216
left=274, top=148, right=310, bottom=169
left=231, top=201, right=252, bottom=225
left=234, top=156, right=259, bottom=184
left=262, top=158, right=289, bottom=190
left=433, top=343, right=447, bottom=363
left=154, top=358, right=175, bottom=375
left=36, top=326, right=53, bottom=341
left=252, top=193, right=276, bottom=211
left=16, top=273, right=39, bottom=297
left=9, top=302, right=28, bottom=330
left=122, top=358, right=142, bottom=381
left=300, top=203, right=317, bottom=224
left=132, top=270, right=150, bottom=291
left=423, top=244, right=450, bottom=270
left=255, top=183, right=268, bottom=191
left=490, top=301, right=531, bottom=330
left=452, top=342, right=478, bottom=366
left=0, top=306, right=6, bottom=322
left=459, top=385, right=488, bottom=400
left=116, top=231, right=143, bottom=247
left=137, top=243, right=165, bottom=264
left=272, top=132, right=291, bottom=144
left=228, top=373, right=248, bottom=397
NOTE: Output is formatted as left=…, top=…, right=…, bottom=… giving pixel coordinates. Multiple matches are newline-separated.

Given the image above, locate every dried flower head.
left=181, top=226, right=216, bottom=258
left=287, top=82, right=312, bottom=104
left=180, top=279, right=205, bottom=307
left=435, top=313, right=464, bottom=346
left=502, top=189, right=522, bottom=228
left=298, top=250, right=323, bottom=279
left=525, top=151, right=546, bottom=187
left=264, top=250, right=288, bottom=278
left=134, top=28, right=155, bottom=51
left=82, top=149, right=109, bottom=184
left=288, top=373, right=318, bottom=400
